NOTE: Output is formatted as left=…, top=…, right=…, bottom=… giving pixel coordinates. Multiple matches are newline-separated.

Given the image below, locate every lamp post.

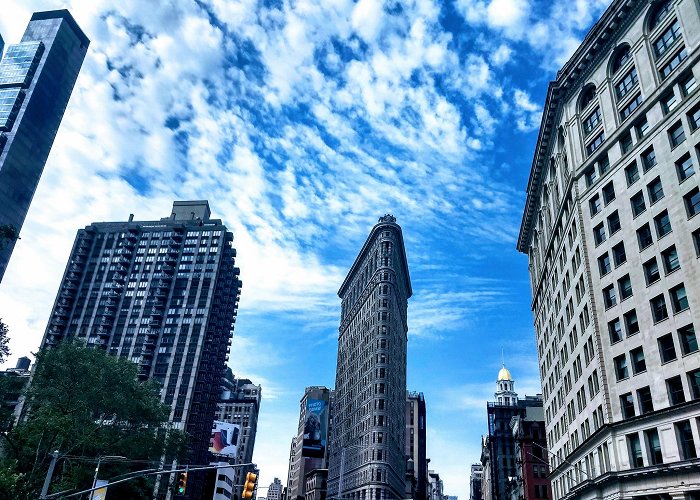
left=91, top=455, right=126, bottom=498
left=338, top=444, right=364, bottom=500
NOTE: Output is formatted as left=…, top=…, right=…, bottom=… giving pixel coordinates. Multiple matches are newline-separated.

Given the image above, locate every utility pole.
left=39, top=450, right=60, bottom=500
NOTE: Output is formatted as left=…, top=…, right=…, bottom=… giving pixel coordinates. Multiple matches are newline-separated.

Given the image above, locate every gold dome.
left=497, top=366, right=513, bottom=381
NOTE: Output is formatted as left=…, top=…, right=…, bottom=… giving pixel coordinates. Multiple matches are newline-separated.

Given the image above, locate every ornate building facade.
left=327, top=215, right=412, bottom=500
left=518, top=1, right=700, bottom=498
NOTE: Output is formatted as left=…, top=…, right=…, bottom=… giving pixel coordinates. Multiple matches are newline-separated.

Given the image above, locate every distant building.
left=304, top=469, right=328, bottom=500
left=508, top=408, right=551, bottom=500
left=37, top=200, right=242, bottom=499
left=327, top=215, right=413, bottom=500
left=469, top=464, right=483, bottom=500
left=212, top=370, right=262, bottom=500
left=427, top=470, right=443, bottom=500
left=286, top=386, right=332, bottom=500
left=0, top=10, right=89, bottom=281
left=517, top=1, right=700, bottom=498
left=268, top=478, right=283, bottom=500
left=406, top=391, right=427, bottom=500
left=480, top=366, right=543, bottom=500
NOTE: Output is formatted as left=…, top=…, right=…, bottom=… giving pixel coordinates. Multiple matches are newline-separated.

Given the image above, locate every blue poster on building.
left=302, top=398, right=327, bottom=458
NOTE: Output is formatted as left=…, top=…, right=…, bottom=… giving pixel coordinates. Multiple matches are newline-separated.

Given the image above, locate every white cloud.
left=486, top=0, right=529, bottom=31
left=351, top=0, right=385, bottom=43
left=513, top=88, right=542, bottom=131
left=490, top=43, right=512, bottom=66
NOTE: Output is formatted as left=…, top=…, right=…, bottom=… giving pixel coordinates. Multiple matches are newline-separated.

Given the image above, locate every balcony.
left=54, top=307, right=70, bottom=318
left=148, top=317, right=161, bottom=327
left=65, top=272, right=81, bottom=283
left=112, top=273, right=126, bottom=283
left=50, top=317, right=66, bottom=326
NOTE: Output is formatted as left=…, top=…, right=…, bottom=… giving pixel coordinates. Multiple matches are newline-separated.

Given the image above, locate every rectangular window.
left=613, top=242, right=627, bottom=266
left=614, top=354, right=629, bottom=380
left=642, top=147, right=657, bottom=171
left=676, top=153, right=695, bottom=182
left=689, top=369, right=700, bottom=400
left=602, top=182, right=615, bottom=204
left=668, top=375, right=686, bottom=405
left=689, top=103, right=700, bottom=131
left=585, top=167, right=598, bottom=187
left=616, top=67, right=639, bottom=99
left=660, top=47, right=688, bottom=79
left=590, top=194, right=602, bottom=216
left=646, top=429, right=663, bottom=465
left=637, top=386, right=654, bottom=414
left=628, top=433, right=644, bottom=468
left=679, top=324, right=698, bottom=355
left=594, top=223, right=606, bottom=245
left=670, top=284, right=689, bottom=313
left=669, top=121, right=686, bottom=148
left=626, top=161, right=640, bottom=185
left=620, top=131, right=633, bottom=154
left=586, top=133, right=605, bottom=157
left=660, top=90, right=678, bottom=114
left=599, top=253, right=612, bottom=276
left=598, top=154, right=610, bottom=174
left=582, top=107, right=601, bottom=136
left=604, top=284, right=617, bottom=308
left=654, top=210, right=672, bottom=237
left=634, top=116, right=649, bottom=139
left=647, top=177, right=664, bottom=204
left=619, top=274, right=633, bottom=300
left=608, top=211, right=621, bottom=234
left=653, top=19, right=682, bottom=58
left=644, top=257, right=660, bottom=284
left=625, top=309, right=640, bottom=336
left=637, top=223, right=653, bottom=250
left=620, top=93, right=643, bottom=120
left=651, top=294, right=669, bottom=322
left=620, top=393, right=635, bottom=418
left=681, top=72, right=697, bottom=96
left=609, top=317, right=623, bottom=343
left=662, top=246, right=680, bottom=274
left=630, top=346, right=646, bottom=374
left=684, top=187, right=700, bottom=217
left=658, top=333, right=677, bottom=363
left=631, top=191, right=646, bottom=216
left=675, top=420, right=697, bottom=459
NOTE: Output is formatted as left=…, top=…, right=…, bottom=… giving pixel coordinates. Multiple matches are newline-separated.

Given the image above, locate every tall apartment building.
left=0, top=10, right=88, bottom=281
left=327, top=215, right=412, bottom=500
left=268, top=478, right=284, bottom=500
left=479, top=367, right=544, bottom=500
left=405, top=391, right=427, bottom=500
left=517, top=1, right=700, bottom=498
left=212, top=370, right=262, bottom=500
left=40, top=200, right=241, bottom=499
left=287, top=386, right=333, bottom=500
left=509, top=407, right=551, bottom=500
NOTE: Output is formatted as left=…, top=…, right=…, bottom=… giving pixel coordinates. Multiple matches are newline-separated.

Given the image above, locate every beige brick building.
left=518, top=1, right=700, bottom=498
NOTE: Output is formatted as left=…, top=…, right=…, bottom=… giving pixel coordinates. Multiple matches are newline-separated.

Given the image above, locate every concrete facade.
left=0, top=10, right=88, bottom=281
left=39, top=200, right=242, bottom=499
left=469, top=464, right=483, bottom=500
left=327, top=215, right=412, bottom=500
left=518, top=1, right=700, bottom=498
left=406, top=391, right=428, bottom=500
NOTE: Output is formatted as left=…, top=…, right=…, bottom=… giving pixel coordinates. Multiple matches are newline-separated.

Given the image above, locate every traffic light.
left=176, top=470, right=188, bottom=494
left=242, top=471, right=257, bottom=499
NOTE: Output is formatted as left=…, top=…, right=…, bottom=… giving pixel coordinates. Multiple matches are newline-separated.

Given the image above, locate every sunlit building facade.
left=327, top=215, right=412, bottom=500
left=518, top=1, right=700, bottom=498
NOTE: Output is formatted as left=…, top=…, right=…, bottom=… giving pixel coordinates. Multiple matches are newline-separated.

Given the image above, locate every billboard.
left=302, top=398, right=328, bottom=458
left=210, top=421, right=240, bottom=457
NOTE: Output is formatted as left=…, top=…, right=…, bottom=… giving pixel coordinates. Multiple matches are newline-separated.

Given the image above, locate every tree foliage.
left=0, top=225, right=18, bottom=251
left=0, top=341, right=188, bottom=499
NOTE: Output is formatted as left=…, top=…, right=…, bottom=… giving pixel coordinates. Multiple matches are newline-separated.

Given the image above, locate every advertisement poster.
left=90, top=479, right=108, bottom=500
left=302, top=398, right=328, bottom=458
left=210, top=421, right=240, bottom=457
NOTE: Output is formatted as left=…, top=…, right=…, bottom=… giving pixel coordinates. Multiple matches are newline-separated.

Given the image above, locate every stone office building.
left=518, top=0, right=700, bottom=498
left=327, top=215, right=412, bottom=500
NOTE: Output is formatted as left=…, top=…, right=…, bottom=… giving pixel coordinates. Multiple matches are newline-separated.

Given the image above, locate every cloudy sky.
left=0, top=0, right=613, bottom=497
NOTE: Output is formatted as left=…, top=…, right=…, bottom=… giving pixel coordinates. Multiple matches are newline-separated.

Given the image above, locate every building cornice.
left=517, top=0, right=645, bottom=253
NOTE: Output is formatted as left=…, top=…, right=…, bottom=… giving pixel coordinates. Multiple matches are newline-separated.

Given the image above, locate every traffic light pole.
left=44, top=462, right=255, bottom=499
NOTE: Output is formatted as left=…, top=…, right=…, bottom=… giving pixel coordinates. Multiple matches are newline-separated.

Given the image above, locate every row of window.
left=627, top=419, right=697, bottom=470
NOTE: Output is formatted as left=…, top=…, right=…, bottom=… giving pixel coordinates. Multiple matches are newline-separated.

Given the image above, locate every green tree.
left=0, top=341, right=188, bottom=499
left=0, top=225, right=18, bottom=251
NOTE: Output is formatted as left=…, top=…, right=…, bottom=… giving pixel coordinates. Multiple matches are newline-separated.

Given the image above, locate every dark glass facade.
left=0, top=10, right=89, bottom=281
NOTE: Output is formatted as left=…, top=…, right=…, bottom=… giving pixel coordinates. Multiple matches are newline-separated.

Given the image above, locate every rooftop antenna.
left=501, top=347, right=505, bottom=367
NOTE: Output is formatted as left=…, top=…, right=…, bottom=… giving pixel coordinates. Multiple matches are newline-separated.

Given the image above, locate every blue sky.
left=0, top=0, right=613, bottom=497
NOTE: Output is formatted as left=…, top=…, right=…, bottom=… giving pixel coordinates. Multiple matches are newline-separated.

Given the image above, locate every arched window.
left=611, top=44, right=631, bottom=75
left=649, top=0, right=673, bottom=31
left=579, top=84, right=597, bottom=111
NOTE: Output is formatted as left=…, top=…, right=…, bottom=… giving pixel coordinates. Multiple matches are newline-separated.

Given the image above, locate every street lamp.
left=338, top=444, right=364, bottom=500
left=91, top=455, right=127, bottom=498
